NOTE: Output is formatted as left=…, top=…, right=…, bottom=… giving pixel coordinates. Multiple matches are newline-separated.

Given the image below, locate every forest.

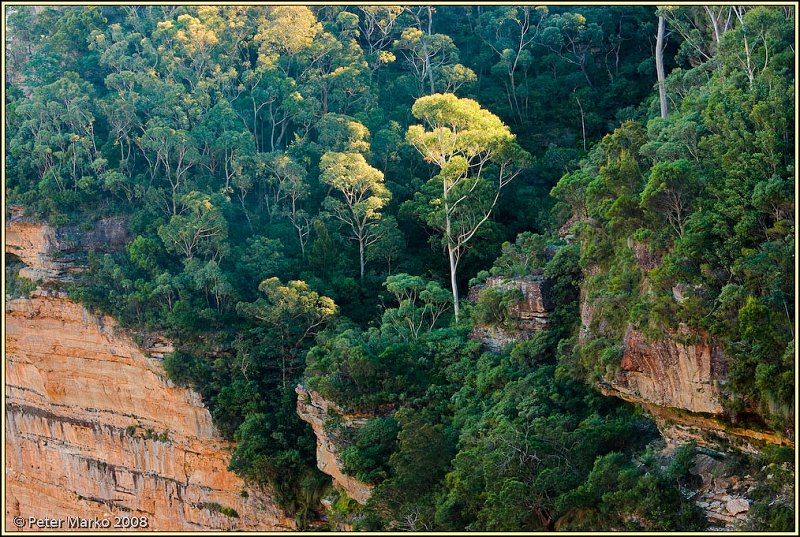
left=4, top=4, right=795, bottom=531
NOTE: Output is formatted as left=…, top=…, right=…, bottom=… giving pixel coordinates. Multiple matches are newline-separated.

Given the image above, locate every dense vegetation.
left=5, top=5, right=794, bottom=531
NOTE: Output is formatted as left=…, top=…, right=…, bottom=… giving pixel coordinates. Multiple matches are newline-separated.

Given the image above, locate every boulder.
left=726, top=498, right=750, bottom=515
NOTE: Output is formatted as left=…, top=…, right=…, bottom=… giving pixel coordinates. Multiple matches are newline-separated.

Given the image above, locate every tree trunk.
left=448, top=243, right=460, bottom=321
left=359, top=239, right=365, bottom=284
left=298, top=226, right=306, bottom=257
left=575, top=93, right=587, bottom=150
left=281, top=353, right=286, bottom=390
left=656, top=14, right=669, bottom=118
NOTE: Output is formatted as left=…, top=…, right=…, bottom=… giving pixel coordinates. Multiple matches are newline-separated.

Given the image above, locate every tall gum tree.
left=319, top=151, right=391, bottom=283
left=406, top=93, right=531, bottom=320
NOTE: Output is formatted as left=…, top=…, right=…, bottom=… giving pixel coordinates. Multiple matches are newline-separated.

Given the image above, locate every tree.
left=319, top=151, right=391, bottom=283
left=137, top=122, right=200, bottom=216
left=655, top=11, right=669, bottom=118
left=393, top=26, right=476, bottom=97
left=237, top=236, right=288, bottom=289
left=366, top=216, right=405, bottom=275
left=475, top=6, right=545, bottom=125
left=551, top=170, right=593, bottom=221
left=194, top=99, right=255, bottom=191
left=298, top=13, right=370, bottom=116
left=185, top=258, right=235, bottom=313
left=405, top=93, right=530, bottom=319
left=316, top=113, right=371, bottom=155
left=10, top=72, right=100, bottom=194
left=358, top=5, right=404, bottom=74
left=263, top=152, right=312, bottom=255
left=639, top=159, right=699, bottom=238
left=538, top=12, right=603, bottom=89
left=381, top=273, right=451, bottom=341
left=236, top=278, right=336, bottom=389
left=157, top=192, right=229, bottom=261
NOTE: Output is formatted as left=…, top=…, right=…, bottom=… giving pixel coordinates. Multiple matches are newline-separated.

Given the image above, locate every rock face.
left=578, top=252, right=793, bottom=450
left=295, top=385, right=374, bottom=504
left=468, top=275, right=554, bottom=351
left=6, top=215, right=128, bottom=283
left=5, top=214, right=294, bottom=531
left=612, top=326, right=727, bottom=415
left=6, top=220, right=65, bottom=282
left=5, top=292, right=294, bottom=532
left=595, top=325, right=793, bottom=451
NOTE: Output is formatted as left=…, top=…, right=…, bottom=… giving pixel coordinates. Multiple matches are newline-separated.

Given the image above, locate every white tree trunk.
left=656, top=14, right=669, bottom=119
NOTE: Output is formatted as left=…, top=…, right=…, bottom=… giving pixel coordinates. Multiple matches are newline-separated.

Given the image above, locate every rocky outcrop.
left=5, top=291, right=294, bottom=531
left=5, top=213, right=128, bottom=283
left=5, top=211, right=293, bottom=531
left=601, top=384, right=792, bottom=455
left=612, top=326, right=727, bottom=415
left=639, top=440, right=757, bottom=530
left=6, top=220, right=66, bottom=282
left=595, top=325, right=793, bottom=451
left=577, top=240, right=793, bottom=450
left=295, top=385, right=374, bottom=504
left=689, top=451, right=753, bottom=529
left=468, top=275, right=554, bottom=351
left=629, top=238, right=662, bottom=271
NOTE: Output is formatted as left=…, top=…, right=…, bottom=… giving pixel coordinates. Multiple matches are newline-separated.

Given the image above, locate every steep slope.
left=579, top=251, right=793, bottom=452
left=4, top=218, right=295, bottom=531
left=295, top=384, right=375, bottom=504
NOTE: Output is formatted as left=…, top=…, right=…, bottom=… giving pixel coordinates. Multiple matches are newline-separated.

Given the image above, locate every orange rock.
left=612, top=327, right=726, bottom=415
left=5, top=220, right=62, bottom=282
left=295, top=385, right=375, bottom=504
left=5, top=294, right=295, bottom=531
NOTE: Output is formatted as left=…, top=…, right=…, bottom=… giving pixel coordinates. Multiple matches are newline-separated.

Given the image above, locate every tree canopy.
left=6, top=4, right=794, bottom=532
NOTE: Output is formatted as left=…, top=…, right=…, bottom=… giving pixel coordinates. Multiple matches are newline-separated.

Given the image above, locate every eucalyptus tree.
left=263, top=152, right=313, bottom=256
left=319, top=151, right=391, bottom=283
left=405, top=93, right=530, bottom=319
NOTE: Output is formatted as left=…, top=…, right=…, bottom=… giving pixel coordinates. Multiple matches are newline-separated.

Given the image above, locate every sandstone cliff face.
left=577, top=248, right=729, bottom=418
left=468, top=275, right=554, bottom=351
left=295, top=385, right=374, bottom=504
left=6, top=220, right=65, bottom=282
left=5, top=292, right=294, bottom=531
left=5, top=215, right=293, bottom=531
left=612, top=326, right=726, bottom=415
left=580, top=264, right=793, bottom=452
left=5, top=214, right=128, bottom=283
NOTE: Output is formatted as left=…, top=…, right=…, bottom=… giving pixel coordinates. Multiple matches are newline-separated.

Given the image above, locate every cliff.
left=468, top=275, right=554, bottom=351
left=295, top=385, right=375, bottom=505
left=611, top=326, right=726, bottom=415
left=5, top=216, right=294, bottom=531
left=579, top=252, right=793, bottom=451
left=5, top=291, right=294, bottom=531
left=6, top=210, right=128, bottom=283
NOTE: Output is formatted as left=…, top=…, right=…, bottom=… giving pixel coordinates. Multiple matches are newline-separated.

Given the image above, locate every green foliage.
left=237, top=277, right=336, bottom=389
left=8, top=5, right=793, bottom=531
left=555, top=449, right=706, bottom=531
left=721, top=447, right=796, bottom=532
left=381, top=273, right=452, bottom=340
left=235, top=236, right=288, bottom=290
left=639, top=159, right=699, bottom=237
left=404, top=92, right=531, bottom=318
left=473, top=286, right=524, bottom=329
left=5, top=256, right=37, bottom=298
left=319, top=151, right=391, bottom=281
left=157, top=192, right=229, bottom=261
left=558, top=7, right=794, bottom=430
left=489, top=232, right=550, bottom=277
left=340, top=417, right=400, bottom=484
left=198, top=502, right=239, bottom=519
